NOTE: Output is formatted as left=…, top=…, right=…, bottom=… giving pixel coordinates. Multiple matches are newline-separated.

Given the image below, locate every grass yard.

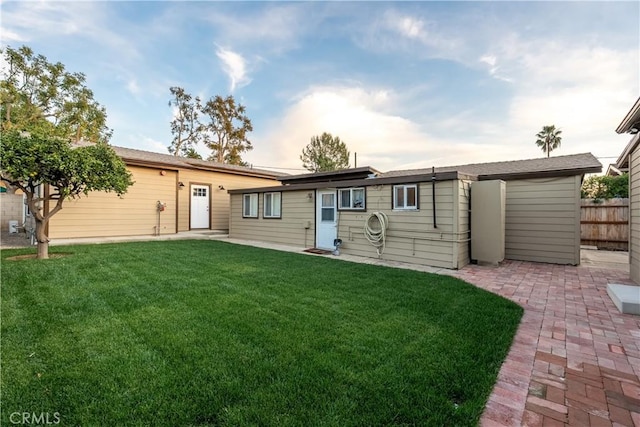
left=1, top=240, right=523, bottom=426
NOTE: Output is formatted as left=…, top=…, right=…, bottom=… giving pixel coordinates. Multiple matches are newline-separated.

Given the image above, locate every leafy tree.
left=535, top=125, right=562, bottom=157
left=1, top=132, right=132, bottom=259
left=0, top=45, right=132, bottom=259
left=167, top=86, right=203, bottom=157
left=300, top=132, right=350, bottom=172
left=1, top=45, right=111, bottom=143
left=181, top=147, right=203, bottom=159
left=201, top=95, right=253, bottom=165
left=581, top=174, right=629, bottom=200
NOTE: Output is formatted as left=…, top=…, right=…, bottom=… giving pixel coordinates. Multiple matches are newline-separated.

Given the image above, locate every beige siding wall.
left=630, top=146, right=640, bottom=283
left=457, top=180, right=472, bottom=267
left=177, top=170, right=275, bottom=231
left=504, top=176, right=581, bottom=265
left=49, top=166, right=178, bottom=238
left=229, top=190, right=315, bottom=247
left=339, top=181, right=469, bottom=269
left=230, top=180, right=468, bottom=269
left=1, top=193, right=25, bottom=231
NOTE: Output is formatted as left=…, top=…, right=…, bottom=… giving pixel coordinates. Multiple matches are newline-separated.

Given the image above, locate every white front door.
left=316, top=190, right=337, bottom=250
left=190, top=185, right=210, bottom=229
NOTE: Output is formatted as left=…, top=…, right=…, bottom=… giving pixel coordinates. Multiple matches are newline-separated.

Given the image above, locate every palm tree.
left=535, top=125, right=562, bottom=157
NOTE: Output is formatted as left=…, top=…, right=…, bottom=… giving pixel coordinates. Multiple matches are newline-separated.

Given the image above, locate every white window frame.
left=393, top=184, right=418, bottom=210
left=263, top=192, right=281, bottom=219
left=242, top=193, right=258, bottom=218
left=338, top=187, right=366, bottom=210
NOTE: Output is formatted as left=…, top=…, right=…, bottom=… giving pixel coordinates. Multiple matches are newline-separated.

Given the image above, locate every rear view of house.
left=229, top=153, right=601, bottom=269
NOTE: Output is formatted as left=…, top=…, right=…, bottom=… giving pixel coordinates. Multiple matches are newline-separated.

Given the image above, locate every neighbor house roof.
left=383, top=152, right=602, bottom=181
left=111, top=146, right=285, bottom=179
left=606, top=164, right=626, bottom=177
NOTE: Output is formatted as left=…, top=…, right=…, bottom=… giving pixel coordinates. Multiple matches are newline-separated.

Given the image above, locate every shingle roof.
left=382, top=152, right=602, bottom=180
left=111, top=146, right=285, bottom=179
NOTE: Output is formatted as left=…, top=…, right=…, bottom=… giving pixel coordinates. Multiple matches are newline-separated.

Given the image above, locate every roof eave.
left=616, top=133, right=640, bottom=169
left=228, top=171, right=475, bottom=194
left=616, top=97, right=640, bottom=134
left=119, top=156, right=280, bottom=180
left=477, top=166, right=602, bottom=181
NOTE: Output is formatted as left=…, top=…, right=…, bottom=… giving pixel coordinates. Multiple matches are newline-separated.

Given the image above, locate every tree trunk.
left=35, top=217, right=49, bottom=259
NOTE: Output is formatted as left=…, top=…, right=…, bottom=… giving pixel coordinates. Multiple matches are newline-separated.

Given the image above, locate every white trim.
left=263, top=192, right=281, bottom=218
left=393, top=184, right=418, bottom=210
left=338, top=187, right=365, bottom=210
left=242, top=193, right=258, bottom=218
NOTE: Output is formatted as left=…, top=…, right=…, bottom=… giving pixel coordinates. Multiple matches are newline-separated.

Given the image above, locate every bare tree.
left=168, top=86, right=203, bottom=156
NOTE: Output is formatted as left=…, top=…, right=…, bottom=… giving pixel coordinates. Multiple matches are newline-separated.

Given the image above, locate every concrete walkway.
left=2, top=233, right=639, bottom=426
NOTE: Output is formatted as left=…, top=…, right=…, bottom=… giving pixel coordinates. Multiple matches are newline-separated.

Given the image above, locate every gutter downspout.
left=432, top=166, right=437, bottom=229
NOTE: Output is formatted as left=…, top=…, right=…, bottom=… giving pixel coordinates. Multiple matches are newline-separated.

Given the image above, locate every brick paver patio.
left=452, top=260, right=640, bottom=427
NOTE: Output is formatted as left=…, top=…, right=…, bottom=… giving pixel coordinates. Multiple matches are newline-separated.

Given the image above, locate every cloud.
left=252, top=85, right=486, bottom=172
left=120, top=134, right=168, bottom=154
left=201, top=3, right=317, bottom=54
left=0, top=28, right=26, bottom=42
left=0, top=2, right=139, bottom=58
left=126, top=79, right=141, bottom=96
left=353, top=8, right=463, bottom=61
left=216, top=46, right=251, bottom=92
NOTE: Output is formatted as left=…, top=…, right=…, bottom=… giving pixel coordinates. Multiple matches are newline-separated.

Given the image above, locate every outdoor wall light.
left=178, top=182, right=185, bottom=188
left=218, top=185, right=225, bottom=190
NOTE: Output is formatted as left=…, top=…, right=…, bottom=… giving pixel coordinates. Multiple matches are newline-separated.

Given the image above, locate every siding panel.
left=229, top=181, right=468, bottom=269
left=177, top=170, right=276, bottom=231
left=229, top=191, right=315, bottom=247
left=630, top=145, right=640, bottom=283
left=504, top=176, right=580, bottom=265
left=49, top=166, right=178, bottom=238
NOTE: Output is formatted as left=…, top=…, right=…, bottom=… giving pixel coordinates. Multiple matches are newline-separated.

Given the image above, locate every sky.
left=1, top=1, right=639, bottom=173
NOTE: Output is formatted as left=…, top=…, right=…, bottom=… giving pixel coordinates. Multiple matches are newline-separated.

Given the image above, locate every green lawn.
left=1, top=240, right=522, bottom=426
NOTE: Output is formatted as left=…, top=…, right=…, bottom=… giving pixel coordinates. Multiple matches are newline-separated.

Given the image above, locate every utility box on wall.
left=471, top=180, right=506, bottom=265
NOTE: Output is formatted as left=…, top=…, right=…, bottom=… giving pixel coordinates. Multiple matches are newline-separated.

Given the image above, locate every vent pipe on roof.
left=354, top=152, right=357, bottom=168
left=432, top=166, right=437, bottom=229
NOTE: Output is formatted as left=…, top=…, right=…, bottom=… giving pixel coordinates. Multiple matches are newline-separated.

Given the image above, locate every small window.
left=243, top=193, right=258, bottom=218
left=263, top=192, right=281, bottom=218
left=393, top=185, right=418, bottom=210
left=338, top=188, right=365, bottom=210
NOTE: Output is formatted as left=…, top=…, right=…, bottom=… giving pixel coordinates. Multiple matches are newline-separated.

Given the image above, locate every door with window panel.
left=316, top=190, right=337, bottom=250
left=190, top=185, right=210, bottom=229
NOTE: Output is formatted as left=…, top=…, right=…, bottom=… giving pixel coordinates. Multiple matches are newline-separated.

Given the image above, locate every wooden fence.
left=580, top=198, right=629, bottom=250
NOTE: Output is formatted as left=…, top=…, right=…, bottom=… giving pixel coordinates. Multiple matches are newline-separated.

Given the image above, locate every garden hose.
left=364, top=212, right=389, bottom=257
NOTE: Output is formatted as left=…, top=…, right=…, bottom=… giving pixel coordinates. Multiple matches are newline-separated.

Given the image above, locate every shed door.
left=190, top=185, right=210, bottom=229
left=316, top=190, right=337, bottom=250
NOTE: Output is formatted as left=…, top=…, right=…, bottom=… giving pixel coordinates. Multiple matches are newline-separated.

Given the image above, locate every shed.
left=616, top=97, right=640, bottom=284
left=228, top=153, right=601, bottom=269
left=46, top=146, right=281, bottom=239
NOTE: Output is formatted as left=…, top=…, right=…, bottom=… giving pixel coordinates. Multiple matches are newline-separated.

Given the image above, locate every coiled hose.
left=364, top=212, right=389, bottom=257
